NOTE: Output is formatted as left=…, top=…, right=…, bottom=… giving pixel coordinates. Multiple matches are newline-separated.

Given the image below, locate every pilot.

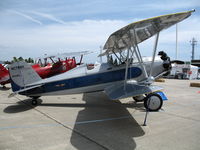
left=113, top=59, right=118, bottom=66
left=108, top=55, right=113, bottom=65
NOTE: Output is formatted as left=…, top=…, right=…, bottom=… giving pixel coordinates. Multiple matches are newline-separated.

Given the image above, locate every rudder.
left=9, top=61, right=42, bottom=92
left=0, top=64, right=9, bottom=75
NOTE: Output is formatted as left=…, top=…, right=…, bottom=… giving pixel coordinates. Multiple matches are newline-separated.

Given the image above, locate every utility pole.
left=175, top=24, right=178, bottom=59
left=99, top=46, right=103, bottom=63
left=190, top=38, right=197, bottom=60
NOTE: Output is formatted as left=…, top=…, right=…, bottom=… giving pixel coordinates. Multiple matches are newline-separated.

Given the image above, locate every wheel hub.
left=147, top=96, right=161, bottom=110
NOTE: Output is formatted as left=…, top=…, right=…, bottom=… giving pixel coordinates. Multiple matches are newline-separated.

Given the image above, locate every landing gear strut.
left=132, top=94, right=146, bottom=102
left=143, top=93, right=163, bottom=126
left=30, top=96, right=40, bottom=105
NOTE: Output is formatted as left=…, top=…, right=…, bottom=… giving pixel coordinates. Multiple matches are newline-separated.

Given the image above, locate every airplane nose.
left=158, top=51, right=171, bottom=70
left=163, top=60, right=171, bottom=70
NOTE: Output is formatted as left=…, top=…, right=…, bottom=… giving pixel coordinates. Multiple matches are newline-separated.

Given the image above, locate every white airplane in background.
left=9, top=10, right=194, bottom=112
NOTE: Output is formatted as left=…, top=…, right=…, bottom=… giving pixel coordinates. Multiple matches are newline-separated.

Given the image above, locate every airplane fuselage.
left=19, top=59, right=165, bottom=97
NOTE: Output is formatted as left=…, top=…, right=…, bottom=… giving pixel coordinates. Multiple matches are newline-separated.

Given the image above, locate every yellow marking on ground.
left=190, top=82, right=200, bottom=87
left=155, top=78, right=165, bottom=82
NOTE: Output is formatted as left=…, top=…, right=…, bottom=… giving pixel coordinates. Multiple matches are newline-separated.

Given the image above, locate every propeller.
left=158, top=51, right=172, bottom=76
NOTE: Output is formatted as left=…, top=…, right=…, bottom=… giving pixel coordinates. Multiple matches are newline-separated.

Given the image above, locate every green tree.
left=10, top=57, right=34, bottom=63
left=13, top=57, right=18, bottom=62
left=18, top=57, right=24, bottom=61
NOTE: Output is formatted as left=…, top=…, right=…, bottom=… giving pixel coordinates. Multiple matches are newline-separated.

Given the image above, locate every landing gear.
left=133, top=93, right=163, bottom=111
left=31, top=99, right=38, bottom=105
left=30, top=96, right=41, bottom=105
left=138, top=93, right=163, bottom=126
left=144, top=93, right=163, bottom=111
left=142, top=93, right=163, bottom=126
left=133, top=94, right=146, bottom=102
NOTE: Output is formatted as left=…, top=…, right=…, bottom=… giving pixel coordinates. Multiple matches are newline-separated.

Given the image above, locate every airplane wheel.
left=133, top=95, right=146, bottom=102
left=30, top=96, right=40, bottom=105
left=144, top=93, right=163, bottom=111
left=31, top=99, right=38, bottom=105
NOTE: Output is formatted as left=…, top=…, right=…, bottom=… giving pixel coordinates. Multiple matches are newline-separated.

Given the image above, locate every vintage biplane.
left=9, top=10, right=194, bottom=111
left=0, top=51, right=88, bottom=87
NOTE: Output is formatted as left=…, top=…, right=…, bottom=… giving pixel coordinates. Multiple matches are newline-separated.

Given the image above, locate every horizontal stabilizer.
left=105, top=83, right=163, bottom=100
left=8, top=84, right=43, bottom=98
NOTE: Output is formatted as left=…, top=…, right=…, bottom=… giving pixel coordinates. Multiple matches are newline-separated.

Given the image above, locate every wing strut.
left=131, top=28, right=148, bottom=79
left=149, top=33, right=160, bottom=77
left=123, top=29, right=160, bottom=90
left=124, top=48, right=130, bottom=90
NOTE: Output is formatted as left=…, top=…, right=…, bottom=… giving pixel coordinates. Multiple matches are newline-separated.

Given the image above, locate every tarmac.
left=0, top=79, right=200, bottom=150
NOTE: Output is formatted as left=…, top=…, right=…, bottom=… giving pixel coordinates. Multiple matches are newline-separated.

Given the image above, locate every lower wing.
left=105, top=83, right=163, bottom=100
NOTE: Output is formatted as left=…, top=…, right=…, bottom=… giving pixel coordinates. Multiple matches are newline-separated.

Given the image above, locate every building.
left=191, top=60, right=200, bottom=67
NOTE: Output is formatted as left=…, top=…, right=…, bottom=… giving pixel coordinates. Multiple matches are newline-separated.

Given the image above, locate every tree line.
left=3, top=57, right=34, bottom=64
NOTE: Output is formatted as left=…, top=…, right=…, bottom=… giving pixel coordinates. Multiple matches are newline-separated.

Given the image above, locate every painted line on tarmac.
left=75, top=116, right=131, bottom=125
left=0, top=123, right=58, bottom=130
left=0, top=116, right=132, bottom=131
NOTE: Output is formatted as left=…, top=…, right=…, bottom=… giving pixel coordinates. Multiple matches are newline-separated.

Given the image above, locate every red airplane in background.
left=0, top=51, right=89, bottom=88
left=0, top=64, right=10, bottom=87
left=32, top=57, right=77, bottom=79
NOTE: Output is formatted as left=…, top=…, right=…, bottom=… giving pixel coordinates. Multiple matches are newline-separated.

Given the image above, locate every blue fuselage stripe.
left=21, top=67, right=142, bottom=95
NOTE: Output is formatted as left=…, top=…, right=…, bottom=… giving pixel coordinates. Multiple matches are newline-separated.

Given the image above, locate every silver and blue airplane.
left=9, top=10, right=194, bottom=111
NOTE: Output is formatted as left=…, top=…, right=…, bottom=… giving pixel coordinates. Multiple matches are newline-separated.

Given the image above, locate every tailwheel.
left=144, top=93, right=163, bottom=111
left=133, top=94, right=146, bottom=102
left=31, top=99, right=38, bottom=105
left=30, top=96, right=41, bottom=105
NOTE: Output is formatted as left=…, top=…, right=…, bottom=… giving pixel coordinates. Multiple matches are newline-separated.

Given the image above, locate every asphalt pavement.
left=0, top=79, right=200, bottom=150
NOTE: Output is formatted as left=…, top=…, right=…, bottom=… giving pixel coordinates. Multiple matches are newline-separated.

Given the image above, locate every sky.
left=0, top=0, right=200, bottom=63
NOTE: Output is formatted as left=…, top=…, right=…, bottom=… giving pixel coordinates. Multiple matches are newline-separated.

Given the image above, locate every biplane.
left=32, top=51, right=88, bottom=78
left=0, top=51, right=88, bottom=87
left=9, top=10, right=194, bottom=111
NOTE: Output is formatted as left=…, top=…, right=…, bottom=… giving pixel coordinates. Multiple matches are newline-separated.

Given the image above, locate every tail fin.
left=9, top=61, right=42, bottom=92
left=0, top=64, right=9, bottom=75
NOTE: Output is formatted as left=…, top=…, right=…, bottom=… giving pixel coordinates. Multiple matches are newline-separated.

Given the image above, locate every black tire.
left=31, top=99, right=38, bottom=105
left=133, top=95, right=146, bottom=102
left=144, top=93, right=163, bottom=111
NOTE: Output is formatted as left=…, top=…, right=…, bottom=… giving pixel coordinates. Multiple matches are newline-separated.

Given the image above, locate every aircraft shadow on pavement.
left=3, top=99, right=42, bottom=113
left=70, top=92, right=145, bottom=150
left=0, top=87, right=10, bottom=91
left=39, top=95, right=145, bottom=111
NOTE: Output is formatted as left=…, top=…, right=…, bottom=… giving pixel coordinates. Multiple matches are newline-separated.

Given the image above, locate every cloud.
left=0, top=19, right=127, bottom=61
left=0, top=14, right=199, bottom=61
left=8, top=10, right=43, bottom=25
left=144, top=1, right=199, bottom=11
left=29, top=11, right=67, bottom=25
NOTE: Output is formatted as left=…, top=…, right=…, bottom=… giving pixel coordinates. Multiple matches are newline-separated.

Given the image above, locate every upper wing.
left=100, top=10, right=194, bottom=56
left=104, top=82, right=163, bottom=100
left=42, top=51, right=92, bottom=59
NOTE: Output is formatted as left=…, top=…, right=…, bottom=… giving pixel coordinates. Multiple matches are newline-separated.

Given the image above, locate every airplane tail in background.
left=0, top=64, right=9, bottom=76
left=9, top=61, right=42, bottom=92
